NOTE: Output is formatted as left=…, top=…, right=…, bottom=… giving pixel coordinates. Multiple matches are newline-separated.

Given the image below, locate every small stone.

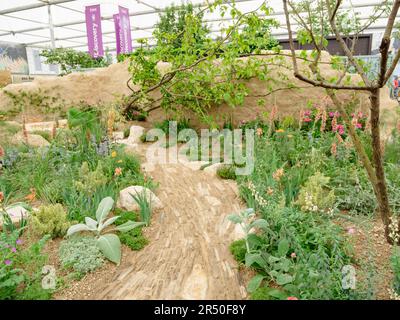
left=113, top=131, right=124, bottom=140
left=180, top=160, right=209, bottom=171
left=203, top=163, right=225, bottom=176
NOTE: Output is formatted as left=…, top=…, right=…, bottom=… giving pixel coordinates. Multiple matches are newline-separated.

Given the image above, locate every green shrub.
left=30, top=204, right=70, bottom=238
left=296, top=172, right=335, bottom=213
left=59, top=236, right=104, bottom=275
left=74, top=161, right=107, bottom=195
left=390, top=246, right=400, bottom=296
left=229, top=239, right=247, bottom=263
left=123, top=127, right=130, bottom=139
left=0, top=231, right=52, bottom=300
left=217, top=165, right=236, bottom=180
left=114, top=210, right=148, bottom=251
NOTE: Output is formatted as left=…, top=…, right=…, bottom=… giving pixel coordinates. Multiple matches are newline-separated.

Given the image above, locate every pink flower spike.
left=4, top=260, right=12, bottom=266
left=303, top=117, right=312, bottom=123
left=304, top=110, right=311, bottom=116
left=356, top=123, right=362, bottom=129
left=329, top=112, right=335, bottom=117
left=287, top=296, right=298, bottom=300
left=16, top=239, right=23, bottom=245
left=11, top=247, right=17, bottom=253
left=290, top=252, right=297, bottom=258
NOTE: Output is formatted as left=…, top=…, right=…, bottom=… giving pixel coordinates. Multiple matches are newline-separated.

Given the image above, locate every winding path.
left=95, top=144, right=247, bottom=300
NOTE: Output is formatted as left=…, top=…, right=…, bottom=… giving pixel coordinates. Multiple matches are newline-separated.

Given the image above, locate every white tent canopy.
left=0, top=0, right=393, bottom=54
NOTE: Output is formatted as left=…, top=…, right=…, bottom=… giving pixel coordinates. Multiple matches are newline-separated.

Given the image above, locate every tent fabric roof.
left=0, top=0, right=393, bottom=53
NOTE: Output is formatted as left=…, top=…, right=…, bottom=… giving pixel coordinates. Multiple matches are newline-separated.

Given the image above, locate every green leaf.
left=245, top=252, right=265, bottom=268
left=67, top=223, right=90, bottom=236
left=96, top=197, right=114, bottom=224
left=247, top=274, right=265, bottom=293
left=85, top=217, right=98, bottom=230
left=250, top=219, right=269, bottom=230
left=268, top=288, right=288, bottom=300
left=115, top=221, right=146, bottom=233
left=277, top=239, right=289, bottom=257
left=97, top=234, right=121, bottom=264
left=100, top=216, right=120, bottom=231
left=228, top=214, right=242, bottom=224
left=276, top=273, right=293, bottom=286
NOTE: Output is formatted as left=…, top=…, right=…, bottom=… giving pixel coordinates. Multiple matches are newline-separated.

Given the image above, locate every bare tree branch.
left=325, top=0, right=371, bottom=87
left=378, top=0, right=400, bottom=86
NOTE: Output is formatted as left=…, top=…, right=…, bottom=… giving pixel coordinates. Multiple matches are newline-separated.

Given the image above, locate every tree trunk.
left=369, top=88, right=393, bottom=244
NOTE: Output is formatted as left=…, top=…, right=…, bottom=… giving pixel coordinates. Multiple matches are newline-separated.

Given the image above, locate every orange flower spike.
left=320, top=108, right=327, bottom=132
left=114, top=167, right=122, bottom=176
left=331, top=142, right=337, bottom=157
left=25, top=188, right=36, bottom=202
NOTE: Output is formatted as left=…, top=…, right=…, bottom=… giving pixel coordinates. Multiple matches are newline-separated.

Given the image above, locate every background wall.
left=0, top=41, right=29, bottom=74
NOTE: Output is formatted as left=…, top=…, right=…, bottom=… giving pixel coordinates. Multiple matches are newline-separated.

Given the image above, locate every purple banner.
left=118, top=6, right=132, bottom=54
left=113, top=14, right=123, bottom=55
left=85, top=5, right=104, bottom=58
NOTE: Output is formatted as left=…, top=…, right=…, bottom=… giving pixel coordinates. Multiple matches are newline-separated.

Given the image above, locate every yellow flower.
left=276, top=129, right=285, bottom=133
left=287, top=134, right=293, bottom=138
left=111, top=151, right=117, bottom=158
left=117, top=160, right=123, bottom=163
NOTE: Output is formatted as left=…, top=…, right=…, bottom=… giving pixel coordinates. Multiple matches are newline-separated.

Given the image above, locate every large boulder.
left=0, top=205, right=29, bottom=227
left=116, top=186, right=162, bottom=212
left=127, top=126, right=145, bottom=144
left=13, top=133, right=50, bottom=147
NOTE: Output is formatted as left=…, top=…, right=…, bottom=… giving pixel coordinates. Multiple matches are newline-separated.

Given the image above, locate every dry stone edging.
left=25, top=120, right=68, bottom=133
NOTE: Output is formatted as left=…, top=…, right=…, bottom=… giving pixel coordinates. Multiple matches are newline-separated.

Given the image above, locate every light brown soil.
left=342, top=218, right=394, bottom=299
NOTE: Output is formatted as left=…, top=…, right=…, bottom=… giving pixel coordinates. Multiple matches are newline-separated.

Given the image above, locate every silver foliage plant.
left=66, top=196, right=145, bottom=264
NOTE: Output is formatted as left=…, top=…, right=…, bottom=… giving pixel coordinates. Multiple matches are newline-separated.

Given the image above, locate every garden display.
left=1, top=0, right=400, bottom=303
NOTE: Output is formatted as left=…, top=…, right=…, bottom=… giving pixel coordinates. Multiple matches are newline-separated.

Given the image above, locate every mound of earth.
left=0, top=51, right=397, bottom=130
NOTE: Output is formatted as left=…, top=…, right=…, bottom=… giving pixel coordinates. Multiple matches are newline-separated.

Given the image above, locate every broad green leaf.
left=228, top=214, right=242, bottom=224
left=268, top=288, right=288, bottom=300
left=97, top=234, right=121, bottom=264
left=276, top=273, right=293, bottom=286
left=268, top=255, right=280, bottom=264
left=250, top=219, right=269, bottom=230
left=96, top=197, right=114, bottom=224
left=247, top=274, right=265, bottom=293
left=115, top=221, right=146, bottom=233
left=67, top=223, right=90, bottom=236
left=85, top=217, right=98, bottom=230
left=277, top=239, right=290, bottom=257
left=99, top=216, right=120, bottom=231
left=245, top=252, right=265, bottom=268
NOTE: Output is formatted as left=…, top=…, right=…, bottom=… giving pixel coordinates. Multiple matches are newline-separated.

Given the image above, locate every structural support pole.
left=47, top=4, right=56, bottom=48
